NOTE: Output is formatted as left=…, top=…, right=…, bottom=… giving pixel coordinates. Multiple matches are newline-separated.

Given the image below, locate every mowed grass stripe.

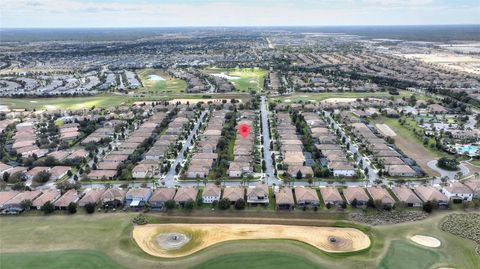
left=0, top=250, right=128, bottom=269
left=193, top=251, right=324, bottom=269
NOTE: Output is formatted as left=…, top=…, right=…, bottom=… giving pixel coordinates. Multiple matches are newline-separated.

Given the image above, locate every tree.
left=165, top=200, right=176, bottom=211
left=235, top=198, right=246, bottom=210
left=196, top=196, right=204, bottom=207
left=9, top=171, right=26, bottom=183
left=296, top=170, right=303, bottom=179
left=33, top=171, right=51, bottom=184
left=374, top=199, right=383, bottom=210
left=67, top=202, right=77, bottom=214
left=351, top=198, right=358, bottom=208
left=20, top=199, right=32, bottom=211
left=437, top=157, right=459, bottom=171
left=423, top=201, right=434, bottom=213
left=184, top=199, right=195, bottom=210
left=2, top=172, right=10, bottom=182
left=366, top=198, right=375, bottom=208
left=218, top=198, right=231, bottom=210
left=41, top=201, right=55, bottom=214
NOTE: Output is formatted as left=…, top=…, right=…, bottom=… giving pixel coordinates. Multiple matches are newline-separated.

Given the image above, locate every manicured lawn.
left=272, top=91, right=415, bottom=103
left=137, top=69, right=187, bottom=94
left=378, top=241, right=444, bottom=269
left=202, top=67, right=267, bottom=93
left=0, top=212, right=478, bottom=269
left=0, top=96, right=128, bottom=110
left=0, top=250, right=128, bottom=269
left=193, top=251, right=323, bottom=269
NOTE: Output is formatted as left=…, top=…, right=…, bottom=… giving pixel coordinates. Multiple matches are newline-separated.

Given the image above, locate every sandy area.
left=401, top=53, right=480, bottom=74
left=410, top=235, right=441, bottom=248
left=376, top=123, right=396, bottom=137
left=133, top=224, right=371, bottom=258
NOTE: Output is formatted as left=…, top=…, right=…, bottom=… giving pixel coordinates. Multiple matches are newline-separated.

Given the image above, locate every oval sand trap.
left=410, top=235, right=441, bottom=248
left=133, top=224, right=371, bottom=258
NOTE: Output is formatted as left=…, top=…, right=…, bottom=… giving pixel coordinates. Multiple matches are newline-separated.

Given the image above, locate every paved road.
left=260, top=95, right=281, bottom=185
left=427, top=160, right=469, bottom=180
left=324, top=111, right=378, bottom=184
left=163, top=110, right=208, bottom=186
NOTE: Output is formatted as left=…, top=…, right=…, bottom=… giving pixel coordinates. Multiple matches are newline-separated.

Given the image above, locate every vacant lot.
left=137, top=69, right=187, bottom=94
left=0, top=95, right=128, bottom=110
left=379, top=117, right=444, bottom=177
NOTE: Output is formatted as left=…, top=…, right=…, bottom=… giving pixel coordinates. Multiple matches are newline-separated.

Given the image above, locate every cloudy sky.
left=1, top=0, right=478, bottom=28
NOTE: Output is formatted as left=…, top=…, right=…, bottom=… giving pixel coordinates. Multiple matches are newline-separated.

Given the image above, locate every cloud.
left=0, top=0, right=478, bottom=27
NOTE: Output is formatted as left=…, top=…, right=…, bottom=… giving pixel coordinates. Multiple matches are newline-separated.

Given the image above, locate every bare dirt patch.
left=133, top=224, right=371, bottom=258
left=376, top=124, right=396, bottom=137
left=410, top=235, right=441, bottom=248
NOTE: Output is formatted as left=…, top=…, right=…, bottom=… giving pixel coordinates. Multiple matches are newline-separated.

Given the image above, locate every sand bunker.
left=376, top=123, right=397, bottom=137
left=133, top=224, right=371, bottom=258
left=156, top=232, right=191, bottom=250
left=410, top=235, right=441, bottom=248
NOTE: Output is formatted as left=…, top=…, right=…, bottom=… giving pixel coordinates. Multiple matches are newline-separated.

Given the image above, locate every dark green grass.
left=192, top=251, right=325, bottom=269
left=378, top=240, right=445, bottom=269
left=0, top=250, right=128, bottom=269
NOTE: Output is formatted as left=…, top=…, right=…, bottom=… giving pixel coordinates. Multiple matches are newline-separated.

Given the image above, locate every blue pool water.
left=456, top=145, right=479, bottom=155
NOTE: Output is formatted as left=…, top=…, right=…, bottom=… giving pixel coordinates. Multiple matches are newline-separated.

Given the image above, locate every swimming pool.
left=456, top=144, right=479, bottom=156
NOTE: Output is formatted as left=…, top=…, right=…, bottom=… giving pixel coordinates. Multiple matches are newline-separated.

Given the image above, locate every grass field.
left=0, top=250, right=128, bottom=269
left=0, top=212, right=478, bottom=269
left=271, top=91, right=417, bottom=103
left=0, top=95, right=128, bottom=110
left=378, top=240, right=445, bottom=269
left=193, top=251, right=324, bottom=269
left=137, top=69, right=187, bottom=95
left=202, top=67, right=267, bottom=93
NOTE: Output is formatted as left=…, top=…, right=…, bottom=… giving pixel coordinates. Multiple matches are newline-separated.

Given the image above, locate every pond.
left=212, top=72, right=240, bottom=80
left=147, top=74, right=165, bottom=81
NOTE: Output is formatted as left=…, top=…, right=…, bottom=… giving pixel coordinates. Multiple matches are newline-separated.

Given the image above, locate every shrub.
left=165, top=200, right=176, bottom=210
left=41, top=201, right=55, bottom=214
left=218, top=198, right=231, bottom=210
left=132, top=213, right=148, bottom=225
left=67, top=202, right=77, bottom=214
left=234, top=198, right=246, bottom=210
left=84, top=203, right=95, bottom=214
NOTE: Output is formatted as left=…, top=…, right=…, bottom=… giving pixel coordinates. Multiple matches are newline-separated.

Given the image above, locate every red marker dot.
left=239, top=123, right=250, bottom=138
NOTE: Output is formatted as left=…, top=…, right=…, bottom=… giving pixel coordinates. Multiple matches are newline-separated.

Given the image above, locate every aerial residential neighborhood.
left=0, top=1, right=479, bottom=269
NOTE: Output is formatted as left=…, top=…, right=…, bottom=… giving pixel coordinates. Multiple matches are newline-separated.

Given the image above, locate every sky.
left=0, top=0, right=479, bottom=28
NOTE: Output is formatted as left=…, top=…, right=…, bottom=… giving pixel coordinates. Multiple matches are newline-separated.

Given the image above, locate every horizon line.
left=1, top=23, right=479, bottom=30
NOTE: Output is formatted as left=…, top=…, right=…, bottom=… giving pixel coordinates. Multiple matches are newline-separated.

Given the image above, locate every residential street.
left=260, top=96, right=281, bottom=185
left=163, top=110, right=208, bottom=186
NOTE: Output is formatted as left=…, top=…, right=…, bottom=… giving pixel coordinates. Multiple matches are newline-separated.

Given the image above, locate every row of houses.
left=11, top=121, right=48, bottom=158
left=0, top=163, right=71, bottom=185
left=304, top=112, right=356, bottom=177
left=228, top=110, right=257, bottom=178
left=276, top=112, right=313, bottom=178
left=59, top=122, right=80, bottom=142
left=186, top=110, right=224, bottom=178
left=88, top=112, right=168, bottom=180
left=350, top=122, right=418, bottom=177
left=1, top=178, right=478, bottom=214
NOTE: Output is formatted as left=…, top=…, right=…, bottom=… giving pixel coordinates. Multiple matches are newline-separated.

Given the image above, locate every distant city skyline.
left=1, top=0, right=479, bottom=28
